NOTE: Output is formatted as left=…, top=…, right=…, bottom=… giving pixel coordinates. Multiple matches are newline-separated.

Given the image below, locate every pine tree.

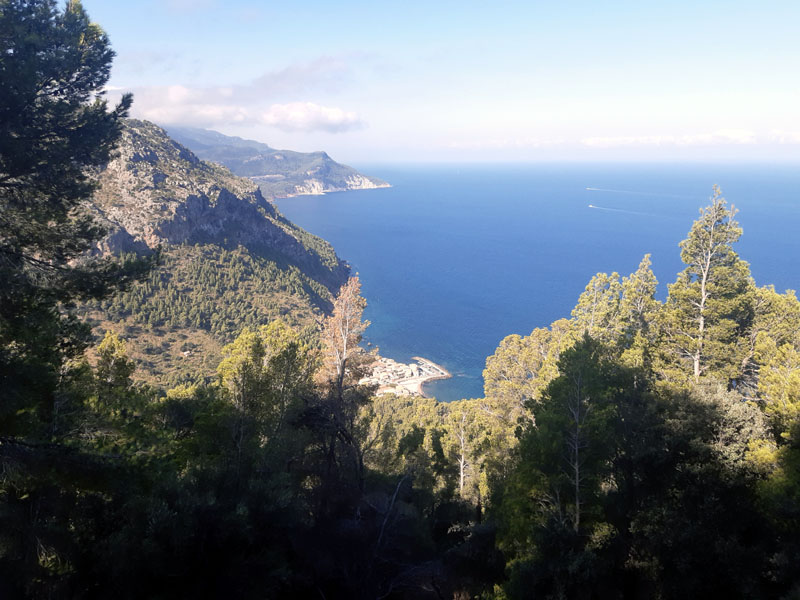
left=571, top=271, right=622, bottom=342
left=619, top=253, right=660, bottom=339
left=483, top=318, right=577, bottom=420
left=658, top=187, right=755, bottom=384
left=0, top=0, right=149, bottom=436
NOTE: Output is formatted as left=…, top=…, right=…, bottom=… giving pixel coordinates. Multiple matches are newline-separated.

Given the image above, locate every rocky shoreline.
left=289, top=176, right=391, bottom=197
left=360, top=355, right=451, bottom=397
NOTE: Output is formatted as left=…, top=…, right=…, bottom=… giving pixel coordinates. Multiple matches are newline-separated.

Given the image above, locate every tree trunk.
left=573, top=415, right=581, bottom=532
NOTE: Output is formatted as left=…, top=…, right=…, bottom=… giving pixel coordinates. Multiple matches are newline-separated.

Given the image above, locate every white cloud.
left=111, top=58, right=365, bottom=134
left=448, top=137, right=567, bottom=150
left=126, top=88, right=363, bottom=133
left=258, top=102, right=363, bottom=133
left=166, top=85, right=193, bottom=104
left=769, top=130, right=800, bottom=144
left=137, top=102, right=251, bottom=126
left=247, top=57, right=352, bottom=98
left=581, top=130, right=757, bottom=148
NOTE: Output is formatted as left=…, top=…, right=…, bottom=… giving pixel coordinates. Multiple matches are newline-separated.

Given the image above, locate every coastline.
left=274, top=181, right=391, bottom=199
left=411, top=356, right=452, bottom=396
left=360, top=355, right=451, bottom=398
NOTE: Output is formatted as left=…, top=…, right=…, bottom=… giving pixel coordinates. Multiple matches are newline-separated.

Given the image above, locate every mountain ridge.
left=166, top=125, right=390, bottom=199
left=83, top=119, right=350, bottom=383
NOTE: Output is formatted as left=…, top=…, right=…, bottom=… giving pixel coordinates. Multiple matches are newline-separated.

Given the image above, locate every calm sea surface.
left=276, top=163, right=800, bottom=401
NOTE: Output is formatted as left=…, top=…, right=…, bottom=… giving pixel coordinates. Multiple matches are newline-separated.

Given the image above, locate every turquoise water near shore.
left=277, top=163, right=800, bottom=401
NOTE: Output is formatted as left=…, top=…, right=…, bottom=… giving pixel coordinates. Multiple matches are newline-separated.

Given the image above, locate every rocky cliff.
left=92, top=119, right=347, bottom=287
left=166, top=125, right=389, bottom=199
left=84, top=120, right=350, bottom=384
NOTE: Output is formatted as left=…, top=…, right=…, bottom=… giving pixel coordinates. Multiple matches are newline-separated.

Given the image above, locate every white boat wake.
left=587, top=204, right=659, bottom=217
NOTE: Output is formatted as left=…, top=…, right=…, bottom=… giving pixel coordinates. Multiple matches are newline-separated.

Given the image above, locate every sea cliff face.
left=291, top=174, right=390, bottom=196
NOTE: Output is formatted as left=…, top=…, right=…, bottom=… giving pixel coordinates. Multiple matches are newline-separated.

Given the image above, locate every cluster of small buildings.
left=360, top=356, right=450, bottom=397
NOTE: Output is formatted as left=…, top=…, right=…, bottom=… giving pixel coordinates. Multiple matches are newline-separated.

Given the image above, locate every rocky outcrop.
left=90, top=226, right=150, bottom=256
left=92, top=119, right=349, bottom=288
left=292, top=174, right=389, bottom=196
left=294, top=179, right=327, bottom=196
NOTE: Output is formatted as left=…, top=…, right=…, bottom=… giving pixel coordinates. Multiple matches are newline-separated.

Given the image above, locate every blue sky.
left=82, top=0, right=800, bottom=163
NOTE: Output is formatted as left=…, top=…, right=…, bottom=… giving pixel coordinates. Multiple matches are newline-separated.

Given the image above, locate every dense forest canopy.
left=1, top=1, right=800, bottom=599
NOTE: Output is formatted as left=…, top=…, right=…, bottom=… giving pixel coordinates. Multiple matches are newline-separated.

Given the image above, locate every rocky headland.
left=166, top=125, right=390, bottom=199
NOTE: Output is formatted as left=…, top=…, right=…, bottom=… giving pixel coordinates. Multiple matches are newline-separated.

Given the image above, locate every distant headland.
left=166, top=125, right=390, bottom=199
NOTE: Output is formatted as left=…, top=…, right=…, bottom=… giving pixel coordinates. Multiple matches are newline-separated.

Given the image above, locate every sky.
left=82, top=0, right=800, bottom=164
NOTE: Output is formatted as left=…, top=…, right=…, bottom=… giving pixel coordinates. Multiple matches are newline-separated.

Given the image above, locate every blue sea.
left=276, top=163, right=800, bottom=401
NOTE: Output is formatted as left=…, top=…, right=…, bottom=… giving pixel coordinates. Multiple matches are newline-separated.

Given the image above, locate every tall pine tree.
left=0, top=0, right=147, bottom=437
left=658, top=187, right=755, bottom=384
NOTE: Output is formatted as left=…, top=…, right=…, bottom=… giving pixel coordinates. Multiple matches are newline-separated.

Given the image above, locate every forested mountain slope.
left=81, top=119, right=349, bottom=383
